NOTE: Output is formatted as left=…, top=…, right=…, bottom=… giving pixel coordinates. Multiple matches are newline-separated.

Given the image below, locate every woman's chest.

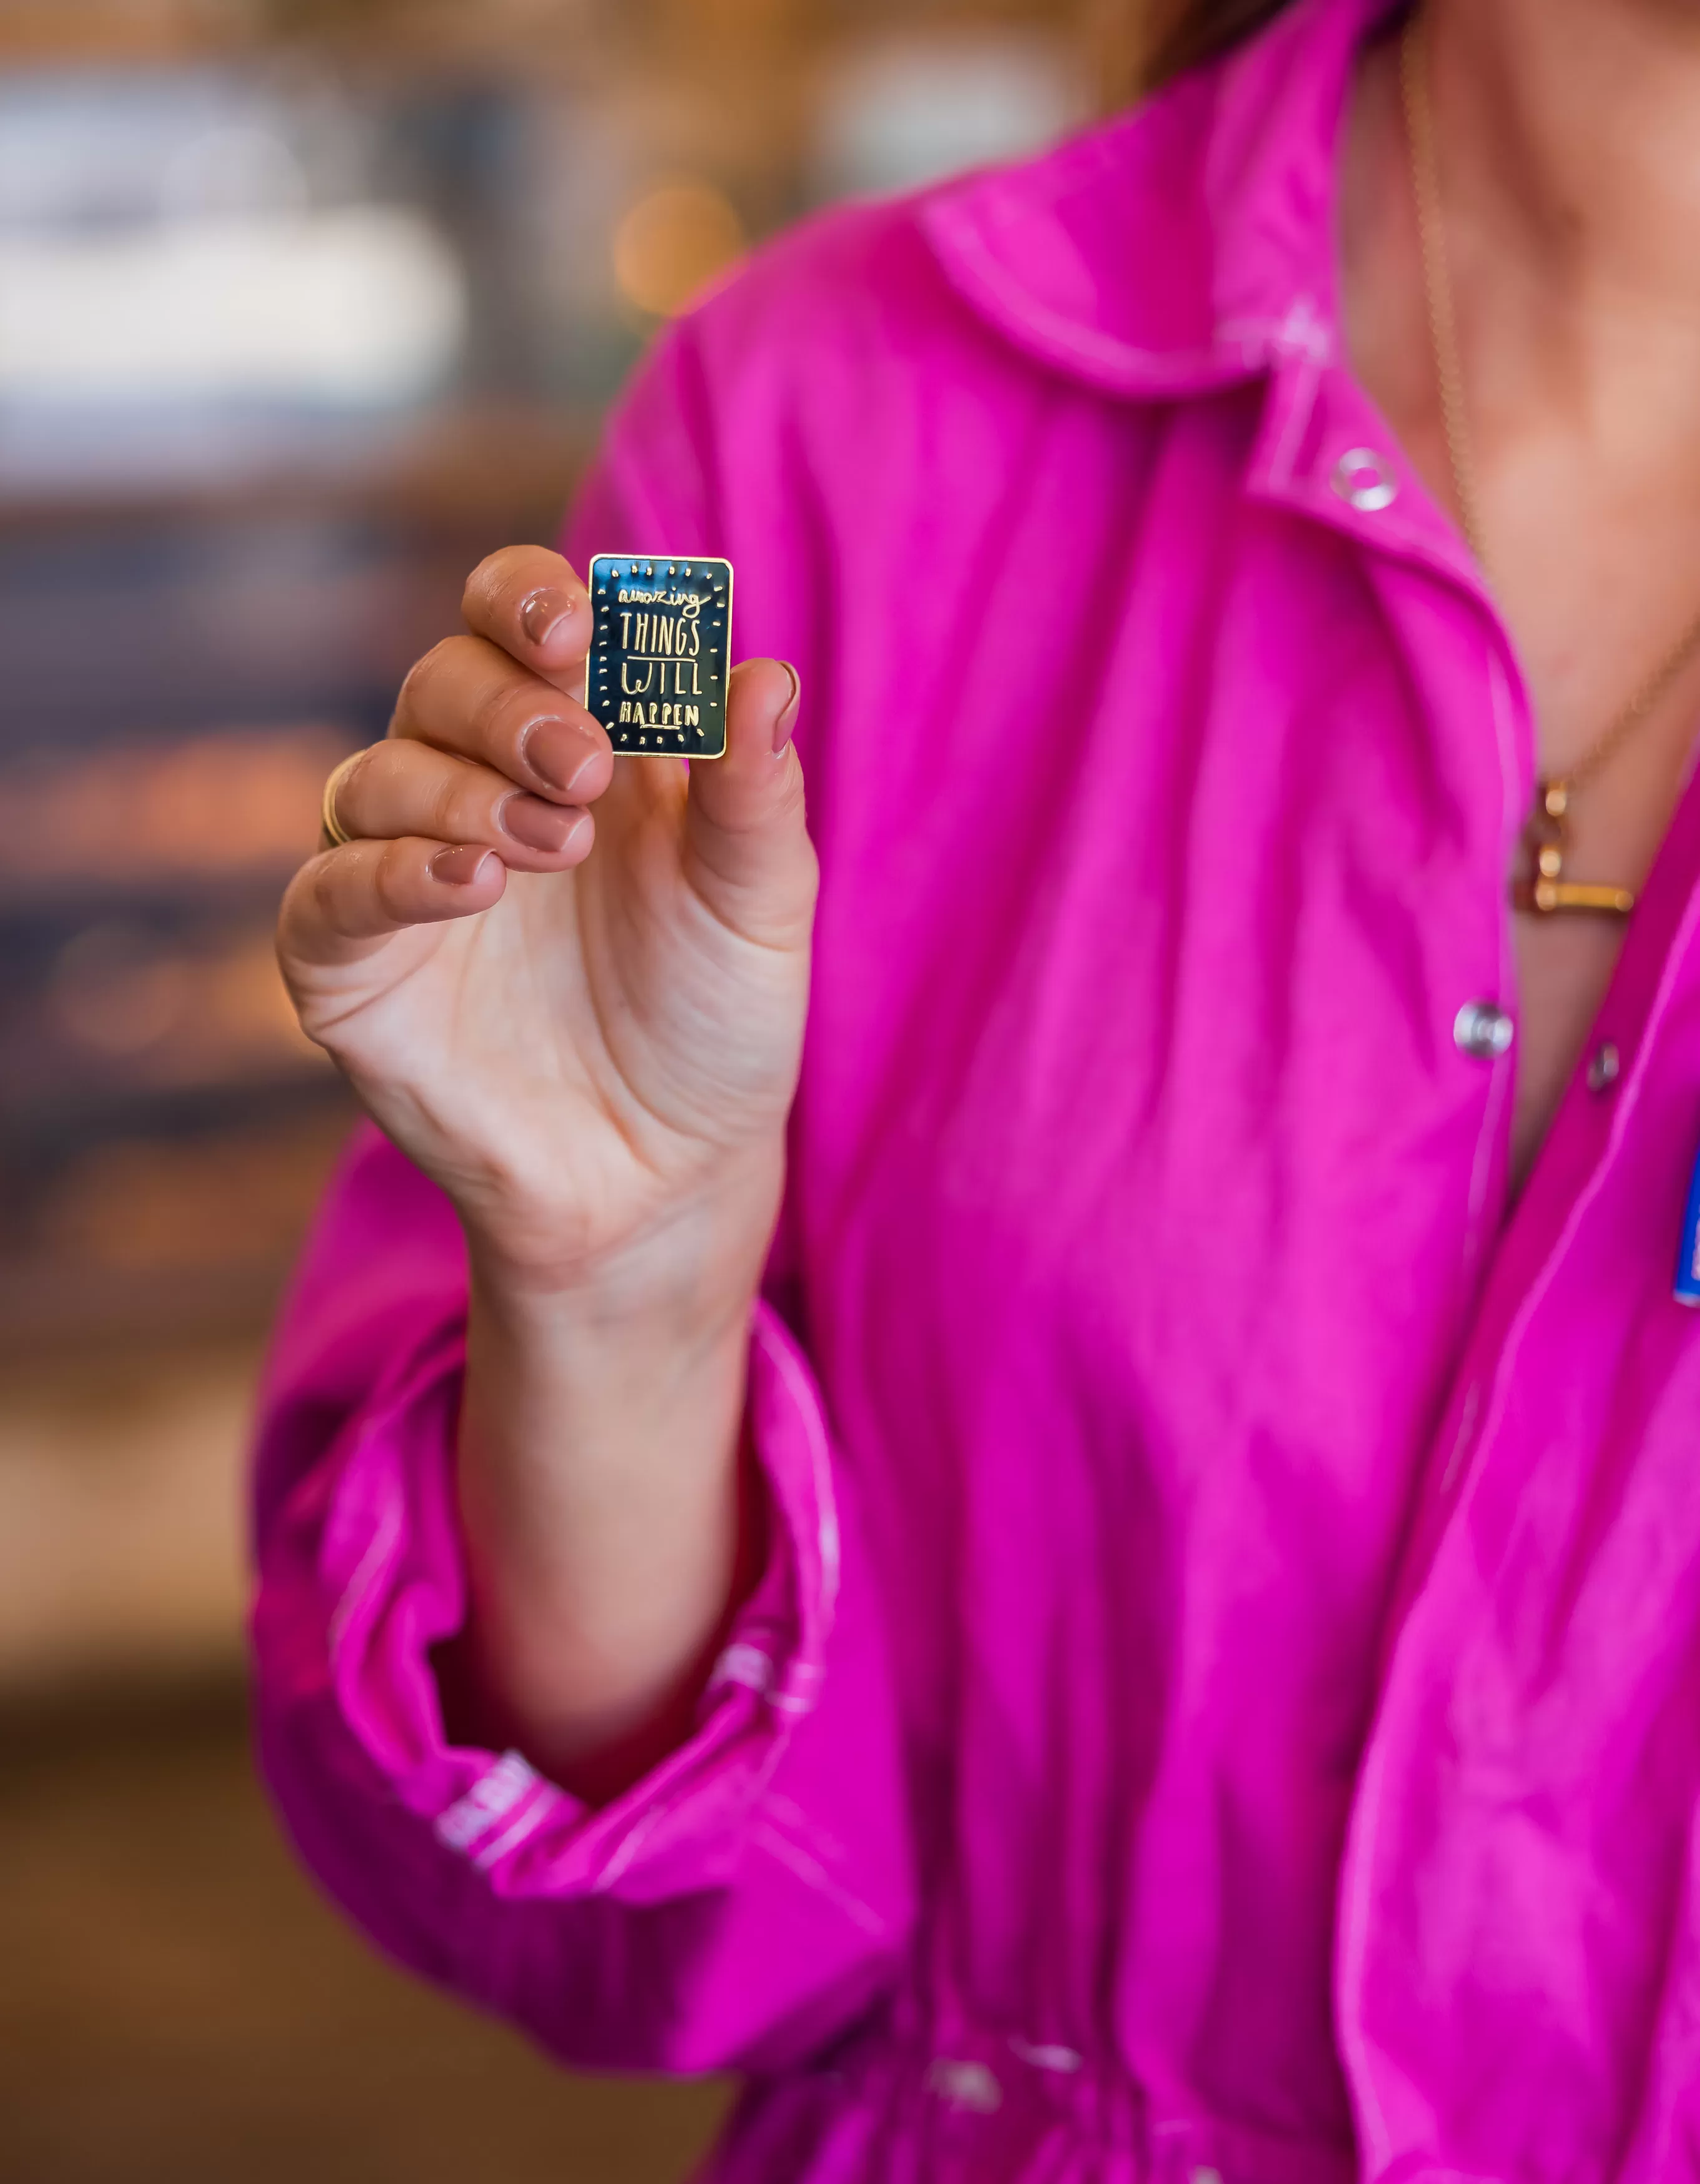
left=795, top=424, right=1517, bottom=1325
left=787, top=482, right=1530, bottom=1635
left=770, top=389, right=1700, bottom=1607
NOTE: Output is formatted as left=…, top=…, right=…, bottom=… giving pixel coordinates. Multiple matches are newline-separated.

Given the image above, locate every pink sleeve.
left=249, top=329, right=914, bottom=2073
left=252, top=1131, right=912, bottom=2074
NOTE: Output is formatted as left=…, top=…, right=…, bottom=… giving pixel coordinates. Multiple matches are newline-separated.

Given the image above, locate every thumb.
left=682, top=658, right=816, bottom=947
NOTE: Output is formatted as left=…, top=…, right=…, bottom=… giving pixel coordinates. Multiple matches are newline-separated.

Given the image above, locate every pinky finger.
left=281, top=836, right=507, bottom=971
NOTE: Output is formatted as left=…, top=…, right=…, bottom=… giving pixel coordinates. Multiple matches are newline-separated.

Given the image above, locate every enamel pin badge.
left=587, top=555, right=733, bottom=759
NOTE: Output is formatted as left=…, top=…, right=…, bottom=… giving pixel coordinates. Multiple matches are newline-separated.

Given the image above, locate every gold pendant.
left=1512, top=779, right=1636, bottom=917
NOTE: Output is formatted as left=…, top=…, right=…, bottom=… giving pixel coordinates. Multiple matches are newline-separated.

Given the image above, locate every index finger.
left=461, top=545, right=593, bottom=700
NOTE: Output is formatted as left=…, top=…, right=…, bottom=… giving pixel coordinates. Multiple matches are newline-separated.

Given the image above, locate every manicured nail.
left=430, top=845, right=494, bottom=887
left=773, top=661, right=801, bottom=754
left=522, top=718, right=597, bottom=794
left=520, top=588, right=578, bottom=648
left=501, top=796, right=582, bottom=853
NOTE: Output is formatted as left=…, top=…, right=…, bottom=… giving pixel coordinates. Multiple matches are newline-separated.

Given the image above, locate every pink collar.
left=921, top=0, right=1398, bottom=399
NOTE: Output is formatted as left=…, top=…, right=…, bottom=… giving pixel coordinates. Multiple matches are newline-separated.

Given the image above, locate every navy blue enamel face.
left=587, top=555, right=733, bottom=759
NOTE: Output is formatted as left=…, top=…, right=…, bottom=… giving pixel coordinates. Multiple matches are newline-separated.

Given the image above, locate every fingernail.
left=522, top=718, right=597, bottom=794
left=521, top=588, right=578, bottom=648
left=773, top=661, right=802, bottom=754
left=501, top=796, right=582, bottom=853
left=430, top=845, right=494, bottom=887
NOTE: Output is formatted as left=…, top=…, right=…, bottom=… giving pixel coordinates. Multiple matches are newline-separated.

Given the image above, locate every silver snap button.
left=1190, top=2169, right=1226, bottom=2184
left=1008, top=2035, right=1083, bottom=2074
left=1587, top=1041, right=1621, bottom=1093
left=926, top=2059, right=1003, bottom=2114
left=1331, top=447, right=1399, bottom=513
left=1454, top=1001, right=1515, bottom=1061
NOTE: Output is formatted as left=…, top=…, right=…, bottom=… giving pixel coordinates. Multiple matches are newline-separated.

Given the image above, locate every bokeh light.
left=612, top=177, right=749, bottom=319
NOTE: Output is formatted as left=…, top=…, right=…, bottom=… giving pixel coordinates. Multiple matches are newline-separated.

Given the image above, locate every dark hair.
left=1141, top=0, right=1303, bottom=87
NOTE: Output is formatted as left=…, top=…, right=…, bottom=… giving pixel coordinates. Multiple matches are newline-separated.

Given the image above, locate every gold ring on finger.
left=320, top=751, right=368, bottom=849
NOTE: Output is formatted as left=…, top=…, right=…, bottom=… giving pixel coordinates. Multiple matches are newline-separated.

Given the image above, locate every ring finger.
left=328, top=739, right=595, bottom=871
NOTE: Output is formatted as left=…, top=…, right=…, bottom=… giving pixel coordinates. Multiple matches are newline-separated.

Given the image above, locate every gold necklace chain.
left=1400, top=7, right=1700, bottom=915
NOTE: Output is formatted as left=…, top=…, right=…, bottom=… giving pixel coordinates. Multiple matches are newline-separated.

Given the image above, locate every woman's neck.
left=1342, top=0, right=1700, bottom=1196
left=1424, top=0, right=1700, bottom=406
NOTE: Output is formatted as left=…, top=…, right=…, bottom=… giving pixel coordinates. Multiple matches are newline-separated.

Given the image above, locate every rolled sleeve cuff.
left=256, top=1300, right=841, bottom=1910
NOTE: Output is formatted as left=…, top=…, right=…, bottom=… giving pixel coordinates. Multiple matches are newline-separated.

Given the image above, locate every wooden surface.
left=0, top=1685, right=734, bottom=2183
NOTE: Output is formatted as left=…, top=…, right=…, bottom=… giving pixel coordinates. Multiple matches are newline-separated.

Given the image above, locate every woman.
left=256, top=0, right=1700, bottom=2175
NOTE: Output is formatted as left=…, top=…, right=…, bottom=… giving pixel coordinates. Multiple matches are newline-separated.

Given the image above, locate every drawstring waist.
left=720, top=2019, right=1358, bottom=2184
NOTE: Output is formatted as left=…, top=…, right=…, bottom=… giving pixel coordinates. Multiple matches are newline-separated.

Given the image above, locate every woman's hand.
left=276, top=546, right=816, bottom=1780
left=278, top=544, right=814, bottom=1319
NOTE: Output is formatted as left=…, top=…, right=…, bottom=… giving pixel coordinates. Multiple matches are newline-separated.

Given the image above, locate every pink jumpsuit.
left=253, top=1, right=1700, bottom=2173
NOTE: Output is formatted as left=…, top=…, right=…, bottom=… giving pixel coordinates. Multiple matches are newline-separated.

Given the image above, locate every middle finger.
left=334, top=739, right=595, bottom=871
left=393, top=633, right=613, bottom=805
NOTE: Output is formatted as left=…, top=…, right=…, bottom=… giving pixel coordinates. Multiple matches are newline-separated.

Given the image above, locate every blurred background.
left=0, top=0, right=1138, bottom=2176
